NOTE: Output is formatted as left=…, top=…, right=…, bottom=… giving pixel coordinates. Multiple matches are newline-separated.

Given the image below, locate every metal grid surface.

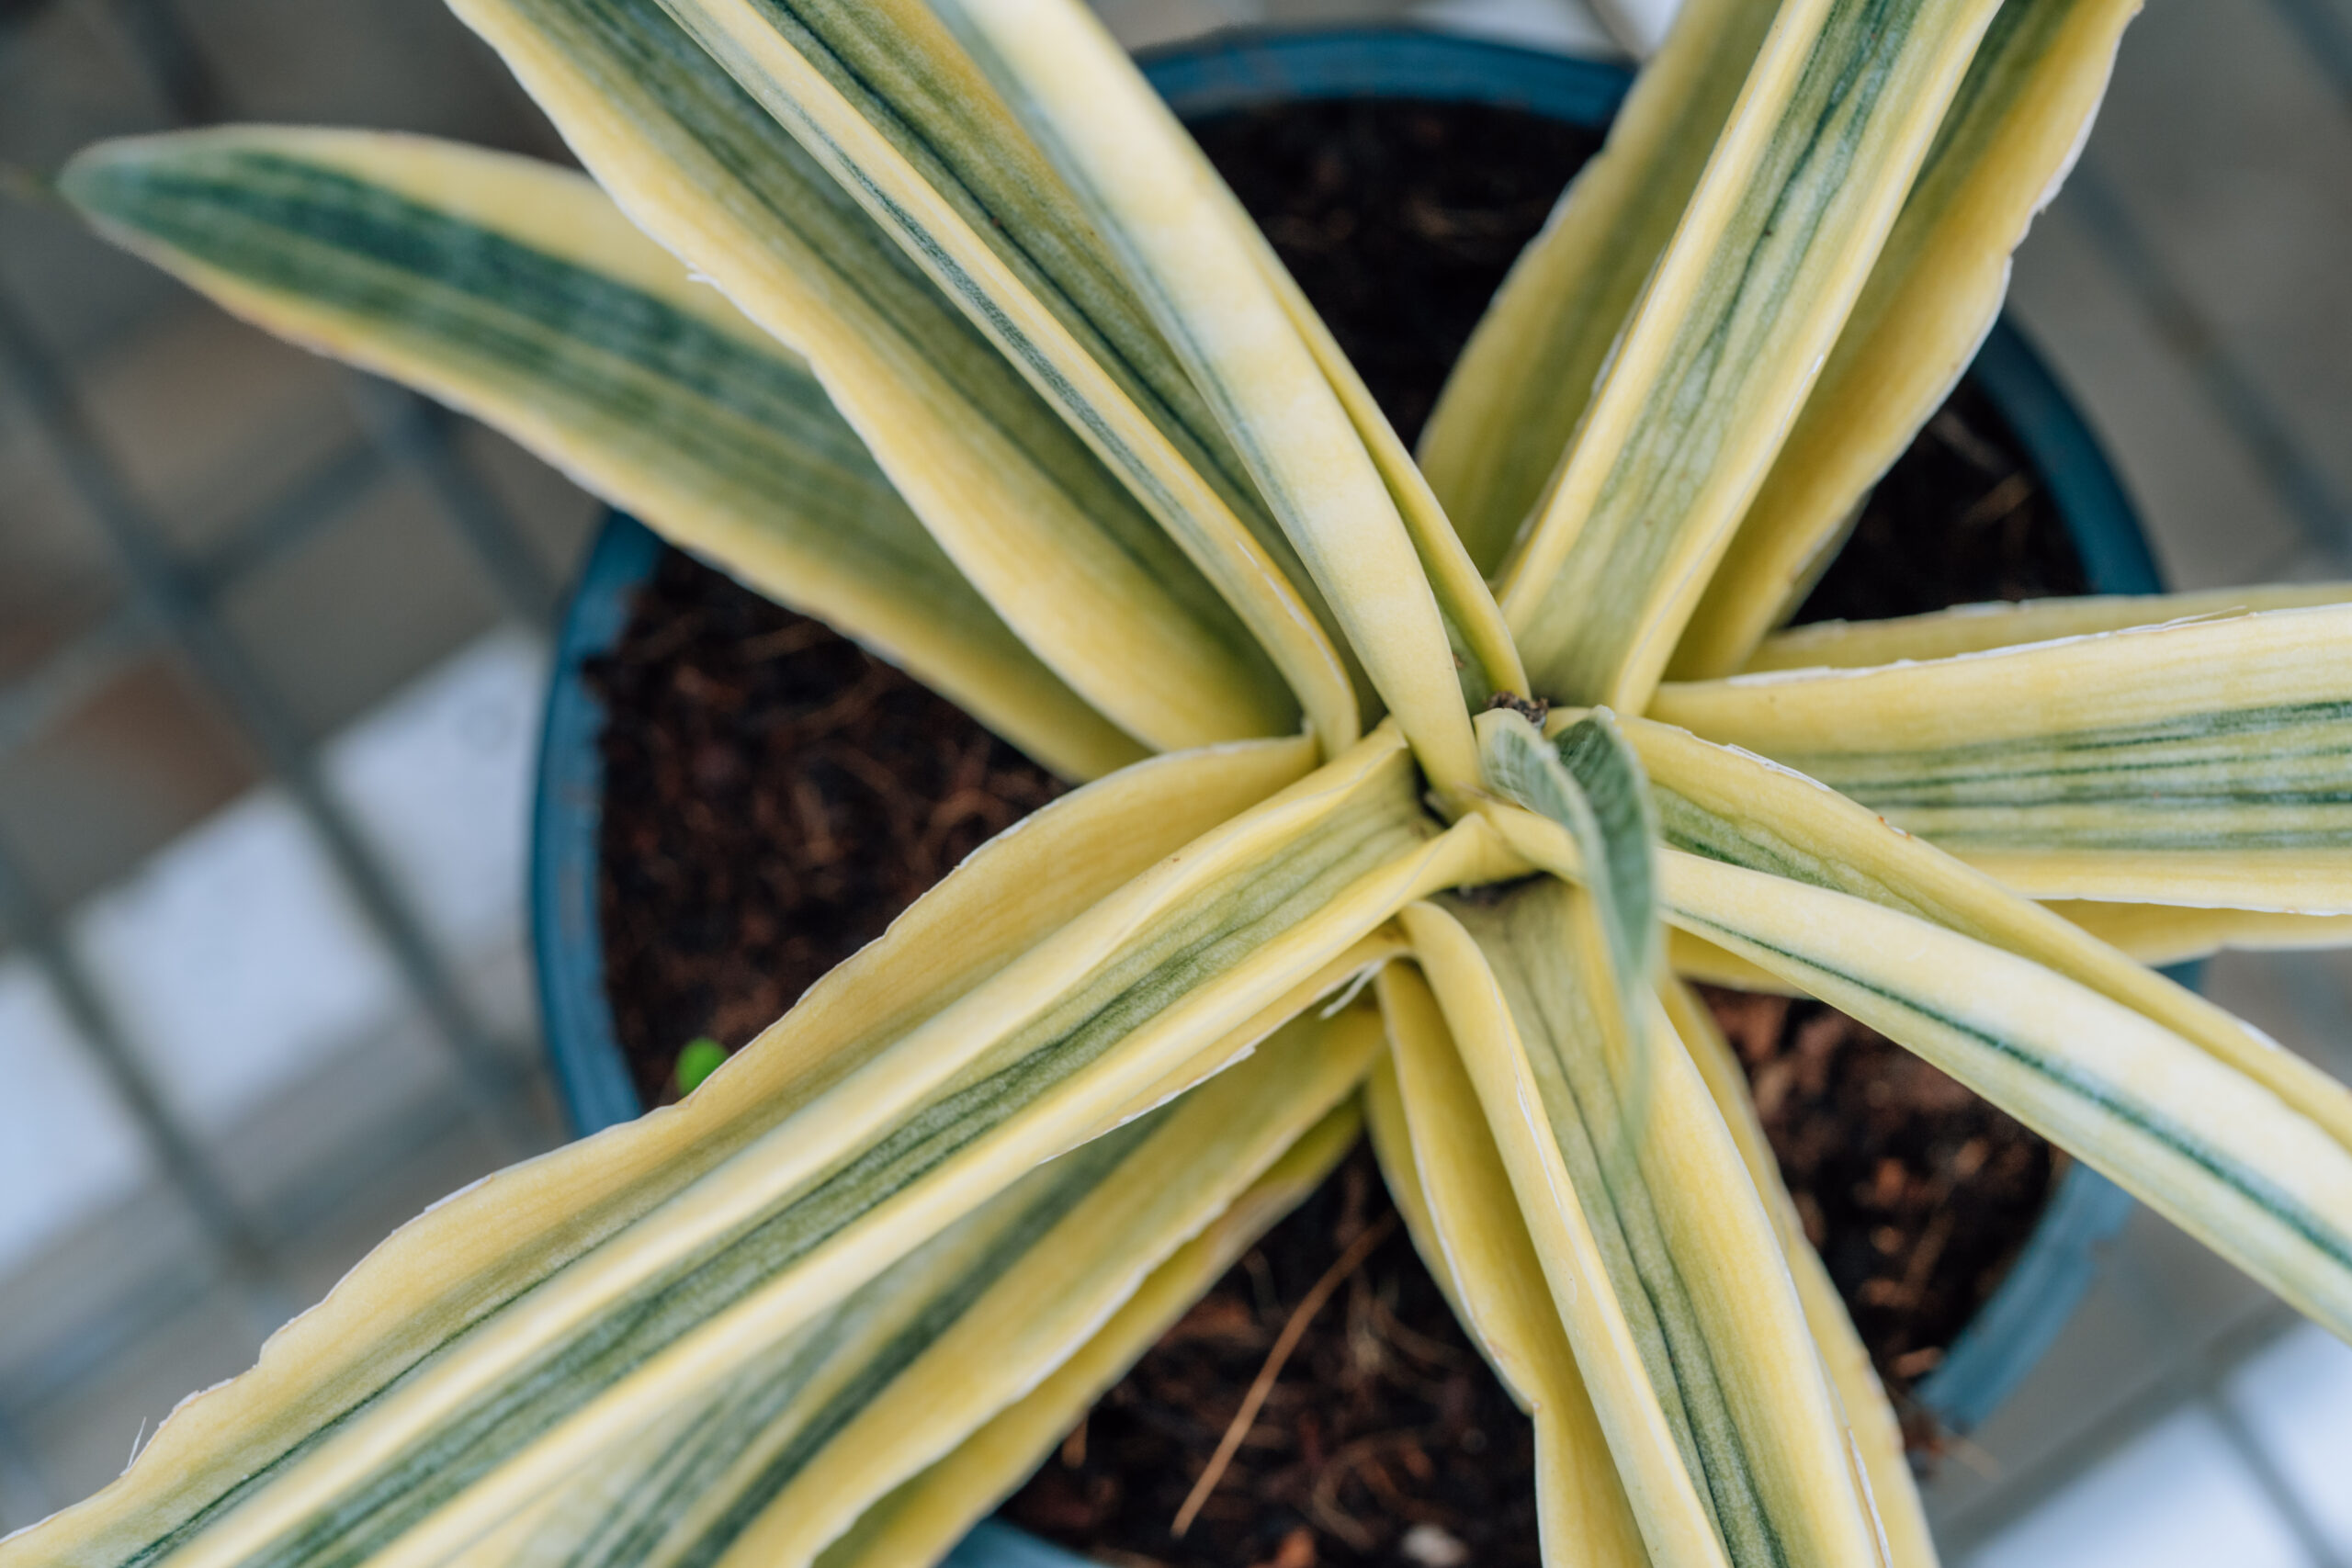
left=0, top=0, right=577, bottom=1518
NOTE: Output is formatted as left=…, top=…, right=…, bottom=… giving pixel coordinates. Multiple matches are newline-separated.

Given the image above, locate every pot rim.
left=528, top=27, right=2161, bottom=1555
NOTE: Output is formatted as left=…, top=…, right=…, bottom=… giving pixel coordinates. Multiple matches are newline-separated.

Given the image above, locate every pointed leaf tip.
left=1476, top=705, right=1662, bottom=998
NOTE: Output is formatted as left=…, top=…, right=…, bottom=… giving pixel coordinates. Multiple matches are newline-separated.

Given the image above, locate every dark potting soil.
left=1795, top=377, right=2087, bottom=623
left=1700, top=989, right=2056, bottom=1403
left=1002, top=1148, right=1541, bottom=1568
left=592, top=95, right=2088, bottom=1557
left=587, top=581, right=1065, bottom=1109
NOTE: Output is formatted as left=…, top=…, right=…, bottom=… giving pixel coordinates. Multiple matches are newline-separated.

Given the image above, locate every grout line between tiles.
left=187, top=438, right=391, bottom=598
left=0, top=838, right=292, bottom=1339
left=0, top=287, right=552, bottom=1158
left=0, top=1059, right=516, bottom=1422
left=340, top=379, right=560, bottom=630
left=2123, top=1243, right=2351, bottom=1568
left=0, top=603, right=154, bottom=772
left=0, top=434, right=393, bottom=775
left=2209, top=1385, right=2352, bottom=1568
left=98, top=0, right=565, bottom=638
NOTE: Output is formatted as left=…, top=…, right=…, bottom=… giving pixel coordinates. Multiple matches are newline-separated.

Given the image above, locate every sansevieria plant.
left=19, top=0, right=2352, bottom=1563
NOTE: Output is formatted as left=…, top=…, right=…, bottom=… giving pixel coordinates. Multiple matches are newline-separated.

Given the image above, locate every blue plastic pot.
left=531, top=28, right=2157, bottom=1559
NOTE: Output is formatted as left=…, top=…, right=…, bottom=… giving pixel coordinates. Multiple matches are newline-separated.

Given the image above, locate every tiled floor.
left=0, top=0, right=2347, bottom=1556
left=0, top=0, right=579, bottom=1510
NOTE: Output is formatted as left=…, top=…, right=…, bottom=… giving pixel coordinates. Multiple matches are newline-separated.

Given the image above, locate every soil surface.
left=1192, top=96, right=1606, bottom=449
left=1699, top=989, right=2057, bottom=1407
left=1003, top=1149, right=1542, bottom=1568
left=591, top=94, right=2088, bottom=1561
left=1796, top=376, right=2086, bottom=622
left=587, top=575, right=1064, bottom=1109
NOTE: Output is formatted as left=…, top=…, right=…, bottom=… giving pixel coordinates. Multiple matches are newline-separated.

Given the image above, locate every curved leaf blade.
left=1657, top=979, right=1939, bottom=1568
left=1368, top=965, right=1650, bottom=1568
left=60, top=128, right=1144, bottom=781
left=1738, top=583, right=2352, bottom=672
left=1649, top=604, right=2352, bottom=910
left=1671, top=0, right=2141, bottom=678
left=813, top=1097, right=1364, bottom=1568
left=502, top=1010, right=1380, bottom=1568
left=1659, top=850, right=2352, bottom=1342
left=448, top=0, right=1296, bottom=754
left=1418, top=0, right=1782, bottom=574
left=1625, top=715, right=2352, bottom=1156
left=1478, top=706, right=1662, bottom=999
left=8, top=734, right=1513, bottom=1568
left=929, top=0, right=1487, bottom=794
left=1500, top=0, right=2007, bottom=710
left=1405, top=887, right=1884, bottom=1568
left=645, top=0, right=1364, bottom=758
left=1230, top=219, right=1532, bottom=708
left=2052, top=902, right=2352, bottom=966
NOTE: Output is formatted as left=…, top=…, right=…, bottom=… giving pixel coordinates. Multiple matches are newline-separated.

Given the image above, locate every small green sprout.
left=673, top=1036, right=729, bottom=1096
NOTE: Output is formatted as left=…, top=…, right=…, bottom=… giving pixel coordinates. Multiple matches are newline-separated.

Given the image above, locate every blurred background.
left=0, top=0, right=2348, bottom=1560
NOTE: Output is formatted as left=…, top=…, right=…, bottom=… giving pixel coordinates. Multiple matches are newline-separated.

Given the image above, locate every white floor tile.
left=1408, top=0, right=1624, bottom=56
left=69, top=793, right=401, bottom=1133
left=1966, top=1404, right=2312, bottom=1568
left=0, top=959, right=152, bottom=1275
left=2224, top=1325, right=2352, bottom=1557
left=322, top=629, right=546, bottom=963
left=51, top=631, right=546, bottom=1141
